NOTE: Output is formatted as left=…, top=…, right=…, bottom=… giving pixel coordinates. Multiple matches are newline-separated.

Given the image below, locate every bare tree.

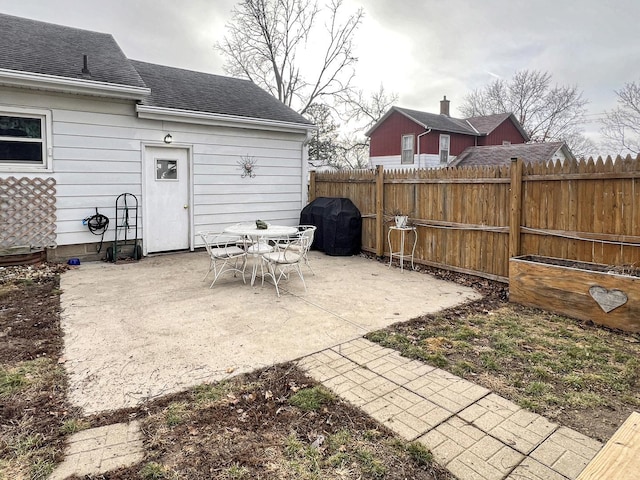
left=339, top=84, right=398, bottom=130
left=601, top=81, right=640, bottom=155
left=328, top=84, right=397, bottom=169
left=217, top=0, right=363, bottom=115
left=460, top=70, right=589, bottom=151
left=336, top=133, right=369, bottom=168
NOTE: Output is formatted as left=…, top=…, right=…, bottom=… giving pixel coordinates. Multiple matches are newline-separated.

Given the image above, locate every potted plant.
left=394, top=214, right=409, bottom=228
left=386, top=209, right=409, bottom=228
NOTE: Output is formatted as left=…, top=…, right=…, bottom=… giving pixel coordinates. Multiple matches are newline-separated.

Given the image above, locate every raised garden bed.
left=0, top=247, right=46, bottom=266
left=509, top=255, right=640, bottom=333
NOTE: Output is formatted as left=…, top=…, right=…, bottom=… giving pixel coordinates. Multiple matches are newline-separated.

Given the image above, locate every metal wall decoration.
left=238, top=155, right=257, bottom=178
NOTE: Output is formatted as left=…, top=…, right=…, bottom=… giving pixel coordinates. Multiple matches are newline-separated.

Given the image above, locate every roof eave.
left=136, top=105, right=315, bottom=133
left=559, top=143, right=575, bottom=160
left=365, top=107, right=433, bottom=137
left=0, top=68, right=150, bottom=100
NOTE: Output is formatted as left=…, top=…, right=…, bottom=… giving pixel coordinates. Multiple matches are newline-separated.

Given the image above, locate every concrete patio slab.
left=60, top=251, right=480, bottom=414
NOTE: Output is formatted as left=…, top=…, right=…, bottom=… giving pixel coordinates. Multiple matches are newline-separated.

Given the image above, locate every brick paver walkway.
left=298, top=338, right=603, bottom=480
left=49, top=421, right=143, bottom=479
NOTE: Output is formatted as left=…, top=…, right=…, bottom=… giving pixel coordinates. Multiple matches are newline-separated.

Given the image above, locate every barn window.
left=439, top=134, right=450, bottom=164
left=0, top=107, right=51, bottom=171
left=401, top=134, right=414, bottom=164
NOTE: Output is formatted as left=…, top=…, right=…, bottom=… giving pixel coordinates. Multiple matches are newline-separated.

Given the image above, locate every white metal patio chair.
left=198, top=231, right=247, bottom=288
left=260, top=235, right=310, bottom=297
left=290, top=225, right=317, bottom=274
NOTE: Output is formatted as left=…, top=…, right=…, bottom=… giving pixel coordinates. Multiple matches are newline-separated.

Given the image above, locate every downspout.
left=417, top=128, right=431, bottom=168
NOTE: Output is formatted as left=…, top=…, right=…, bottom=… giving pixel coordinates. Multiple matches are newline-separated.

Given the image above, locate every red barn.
left=365, top=97, right=529, bottom=169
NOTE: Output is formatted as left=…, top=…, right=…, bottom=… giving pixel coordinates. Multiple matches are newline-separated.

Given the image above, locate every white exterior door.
left=144, top=146, right=190, bottom=253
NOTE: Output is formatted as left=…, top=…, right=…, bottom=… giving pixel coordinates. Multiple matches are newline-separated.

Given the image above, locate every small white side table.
left=388, top=226, right=417, bottom=272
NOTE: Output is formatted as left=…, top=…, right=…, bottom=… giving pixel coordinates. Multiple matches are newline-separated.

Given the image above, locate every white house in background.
left=0, top=13, right=314, bottom=261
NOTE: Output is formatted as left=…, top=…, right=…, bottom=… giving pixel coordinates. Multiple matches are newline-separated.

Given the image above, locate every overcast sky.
left=1, top=0, right=639, bottom=145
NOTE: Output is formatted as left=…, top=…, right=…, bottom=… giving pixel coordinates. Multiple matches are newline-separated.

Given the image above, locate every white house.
left=0, top=13, right=314, bottom=262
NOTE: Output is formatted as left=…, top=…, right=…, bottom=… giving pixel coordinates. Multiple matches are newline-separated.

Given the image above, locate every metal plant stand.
left=388, top=226, right=417, bottom=271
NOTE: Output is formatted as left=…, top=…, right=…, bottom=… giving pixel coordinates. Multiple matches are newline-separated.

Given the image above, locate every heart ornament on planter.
left=589, top=286, right=628, bottom=313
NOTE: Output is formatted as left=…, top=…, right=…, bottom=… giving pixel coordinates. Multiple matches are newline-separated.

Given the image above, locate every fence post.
left=509, top=157, right=523, bottom=261
left=308, top=170, right=316, bottom=204
left=375, top=165, right=385, bottom=257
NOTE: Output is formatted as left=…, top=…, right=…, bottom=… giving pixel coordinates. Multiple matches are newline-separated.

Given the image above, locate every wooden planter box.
left=509, top=255, right=640, bottom=333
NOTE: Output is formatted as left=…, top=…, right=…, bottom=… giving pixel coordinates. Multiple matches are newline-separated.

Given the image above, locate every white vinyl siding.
left=401, top=134, right=414, bottom=164
left=369, top=154, right=456, bottom=170
left=1, top=87, right=307, bottom=249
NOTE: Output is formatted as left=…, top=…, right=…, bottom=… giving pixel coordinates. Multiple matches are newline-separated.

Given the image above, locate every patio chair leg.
left=203, top=259, right=214, bottom=281
left=266, top=262, right=281, bottom=297
left=293, top=265, right=307, bottom=292
left=304, top=259, right=314, bottom=275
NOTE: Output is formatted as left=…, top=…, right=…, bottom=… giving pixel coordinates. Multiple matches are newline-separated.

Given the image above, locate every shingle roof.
left=451, top=142, right=571, bottom=167
left=366, top=106, right=530, bottom=142
left=394, top=107, right=477, bottom=135
left=465, top=113, right=512, bottom=134
left=132, top=61, right=312, bottom=125
left=0, top=13, right=312, bottom=126
left=0, top=13, right=146, bottom=88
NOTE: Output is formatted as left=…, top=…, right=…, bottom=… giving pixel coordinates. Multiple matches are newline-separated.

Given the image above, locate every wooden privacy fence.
left=309, top=155, right=640, bottom=282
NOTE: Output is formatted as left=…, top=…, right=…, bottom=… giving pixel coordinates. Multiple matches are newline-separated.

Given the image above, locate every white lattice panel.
left=0, top=176, right=57, bottom=248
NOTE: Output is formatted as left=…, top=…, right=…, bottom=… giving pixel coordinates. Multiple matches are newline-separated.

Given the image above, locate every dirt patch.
left=76, top=365, right=454, bottom=479
left=0, top=263, right=72, bottom=479
left=513, top=255, right=640, bottom=277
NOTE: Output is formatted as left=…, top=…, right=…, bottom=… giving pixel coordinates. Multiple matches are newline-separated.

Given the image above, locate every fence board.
left=311, top=155, right=640, bottom=281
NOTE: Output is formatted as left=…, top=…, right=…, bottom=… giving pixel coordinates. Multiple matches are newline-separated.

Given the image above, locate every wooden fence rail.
left=309, top=155, right=640, bottom=282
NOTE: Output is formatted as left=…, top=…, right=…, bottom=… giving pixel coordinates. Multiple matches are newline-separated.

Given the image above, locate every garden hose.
left=83, top=208, right=109, bottom=253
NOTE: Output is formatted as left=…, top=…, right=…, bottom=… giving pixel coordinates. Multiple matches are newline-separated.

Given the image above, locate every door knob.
left=183, top=204, right=189, bottom=209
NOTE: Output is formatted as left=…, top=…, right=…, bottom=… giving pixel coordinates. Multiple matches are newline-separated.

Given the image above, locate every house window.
left=439, top=134, right=450, bottom=164
left=502, top=140, right=511, bottom=145
left=401, top=134, right=414, bottom=164
left=0, top=107, right=51, bottom=171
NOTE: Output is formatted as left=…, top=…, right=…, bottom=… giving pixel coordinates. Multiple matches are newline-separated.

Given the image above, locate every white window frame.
left=401, top=134, right=414, bottom=164
left=0, top=106, right=53, bottom=172
left=439, top=134, right=450, bottom=164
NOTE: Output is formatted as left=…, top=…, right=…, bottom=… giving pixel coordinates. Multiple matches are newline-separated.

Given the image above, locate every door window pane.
left=156, top=159, right=177, bottom=180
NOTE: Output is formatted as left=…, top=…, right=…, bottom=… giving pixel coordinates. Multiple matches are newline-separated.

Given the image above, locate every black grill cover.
left=300, top=197, right=361, bottom=256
